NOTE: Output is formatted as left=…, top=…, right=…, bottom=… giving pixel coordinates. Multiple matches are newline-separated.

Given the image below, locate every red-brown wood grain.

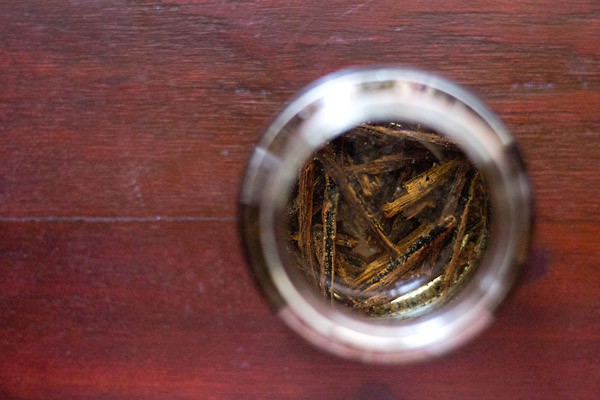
left=1, top=1, right=598, bottom=399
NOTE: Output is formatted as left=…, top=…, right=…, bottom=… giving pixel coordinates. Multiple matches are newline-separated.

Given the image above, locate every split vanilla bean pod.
left=286, top=123, right=491, bottom=317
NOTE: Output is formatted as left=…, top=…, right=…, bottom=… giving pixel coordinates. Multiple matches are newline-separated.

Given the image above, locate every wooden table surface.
left=1, top=1, right=599, bottom=399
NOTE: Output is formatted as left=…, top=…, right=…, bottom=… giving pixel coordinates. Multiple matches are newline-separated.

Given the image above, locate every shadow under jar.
left=239, top=67, right=532, bottom=363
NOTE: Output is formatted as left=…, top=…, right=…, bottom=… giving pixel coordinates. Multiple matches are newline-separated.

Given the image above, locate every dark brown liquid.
left=286, top=123, right=490, bottom=318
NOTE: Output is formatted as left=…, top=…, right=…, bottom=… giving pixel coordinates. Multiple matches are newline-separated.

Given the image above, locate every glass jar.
left=239, top=67, right=532, bottom=363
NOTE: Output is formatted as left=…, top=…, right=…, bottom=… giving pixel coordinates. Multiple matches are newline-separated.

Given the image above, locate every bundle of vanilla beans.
left=286, top=123, right=490, bottom=316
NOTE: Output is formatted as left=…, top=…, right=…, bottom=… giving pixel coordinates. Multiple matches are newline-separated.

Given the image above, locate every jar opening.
left=284, top=122, right=491, bottom=319
left=240, top=68, right=532, bottom=362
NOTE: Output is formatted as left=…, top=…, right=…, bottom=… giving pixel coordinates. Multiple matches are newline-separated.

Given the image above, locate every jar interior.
left=284, top=122, right=491, bottom=319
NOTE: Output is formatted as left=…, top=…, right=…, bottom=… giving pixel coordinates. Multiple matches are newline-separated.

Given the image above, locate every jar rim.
left=239, top=67, right=533, bottom=363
